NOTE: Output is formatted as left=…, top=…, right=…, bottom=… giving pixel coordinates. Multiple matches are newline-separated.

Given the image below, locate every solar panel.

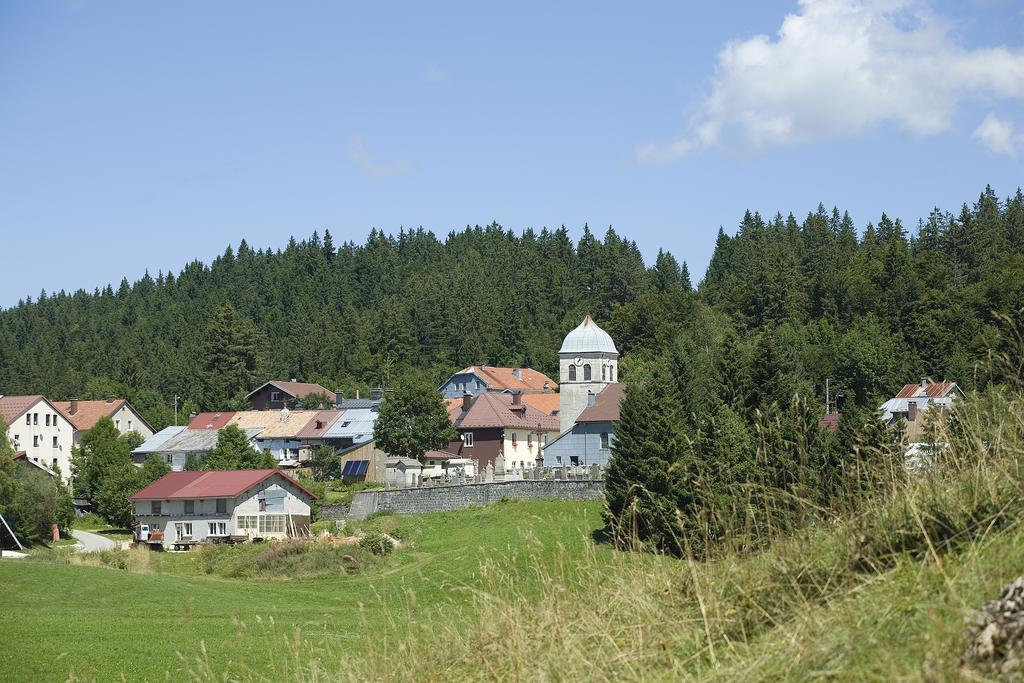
left=354, top=460, right=368, bottom=475
left=341, top=460, right=355, bottom=476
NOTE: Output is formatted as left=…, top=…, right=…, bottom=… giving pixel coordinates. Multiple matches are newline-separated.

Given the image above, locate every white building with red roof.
left=0, top=395, right=75, bottom=483
left=129, top=469, right=317, bottom=548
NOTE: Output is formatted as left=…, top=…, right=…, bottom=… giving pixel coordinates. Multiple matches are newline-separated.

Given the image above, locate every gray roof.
left=133, top=426, right=186, bottom=454
left=133, top=427, right=264, bottom=454
left=878, top=396, right=954, bottom=422
left=559, top=315, right=618, bottom=356
left=337, top=398, right=381, bottom=410
left=324, top=407, right=378, bottom=443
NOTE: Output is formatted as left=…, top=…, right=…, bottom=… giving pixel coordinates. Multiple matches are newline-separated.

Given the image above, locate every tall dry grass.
left=180, top=380, right=1024, bottom=681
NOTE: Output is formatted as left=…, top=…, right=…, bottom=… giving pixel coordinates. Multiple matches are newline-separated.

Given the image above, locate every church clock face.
left=574, top=356, right=584, bottom=367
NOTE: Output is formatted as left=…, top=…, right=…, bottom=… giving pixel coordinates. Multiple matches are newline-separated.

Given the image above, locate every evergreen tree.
left=200, top=304, right=262, bottom=410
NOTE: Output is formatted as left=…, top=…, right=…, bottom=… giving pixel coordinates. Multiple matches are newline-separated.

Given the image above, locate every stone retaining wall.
left=317, top=503, right=351, bottom=521
left=348, top=480, right=605, bottom=520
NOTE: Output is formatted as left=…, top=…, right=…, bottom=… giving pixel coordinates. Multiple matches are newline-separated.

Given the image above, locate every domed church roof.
left=558, top=315, right=618, bottom=356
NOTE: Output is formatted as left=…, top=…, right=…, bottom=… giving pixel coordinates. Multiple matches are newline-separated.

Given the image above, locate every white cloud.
left=973, top=112, right=1023, bottom=156
left=348, top=136, right=416, bottom=178
left=423, top=66, right=447, bottom=83
left=639, top=0, right=1024, bottom=162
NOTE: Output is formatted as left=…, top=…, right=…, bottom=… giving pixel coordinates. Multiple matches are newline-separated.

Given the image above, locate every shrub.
left=359, top=531, right=394, bottom=556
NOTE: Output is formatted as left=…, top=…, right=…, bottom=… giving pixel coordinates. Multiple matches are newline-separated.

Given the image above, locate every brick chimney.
left=334, top=390, right=343, bottom=407
left=462, top=391, right=474, bottom=412
left=511, top=391, right=522, bottom=406
left=69, top=398, right=79, bottom=415
left=908, top=401, right=918, bottom=422
left=513, top=368, right=522, bottom=380
left=920, top=377, right=928, bottom=388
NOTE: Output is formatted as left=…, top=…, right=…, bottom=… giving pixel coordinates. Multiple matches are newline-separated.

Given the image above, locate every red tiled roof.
left=457, top=366, right=557, bottom=393
left=576, top=383, right=625, bottom=423
left=51, top=399, right=154, bottom=433
left=246, top=381, right=333, bottom=401
left=0, top=395, right=47, bottom=426
left=522, top=393, right=560, bottom=416
left=188, top=412, right=236, bottom=430
left=819, top=412, right=840, bottom=432
left=895, top=382, right=959, bottom=399
left=129, top=469, right=318, bottom=501
left=295, top=410, right=343, bottom=439
left=12, top=451, right=26, bottom=460
left=448, top=392, right=560, bottom=431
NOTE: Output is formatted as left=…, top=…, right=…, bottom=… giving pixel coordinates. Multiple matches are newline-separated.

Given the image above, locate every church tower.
left=558, top=314, right=619, bottom=432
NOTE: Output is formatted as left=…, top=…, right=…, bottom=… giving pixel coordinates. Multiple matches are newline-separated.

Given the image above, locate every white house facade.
left=0, top=395, right=76, bottom=483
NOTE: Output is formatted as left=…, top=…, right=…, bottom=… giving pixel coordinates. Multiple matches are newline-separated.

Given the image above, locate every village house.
left=226, top=409, right=320, bottom=467
left=130, top=469, right=317, bottom=549
left=131, top=426, right=264, bottom=470
left=879, top=379, right=965, bottom=441
left=246, top=380, right=333, bottom=411
left=52, top=397, right=155, bottom=445
left=442, top=390, right=560, bottom=472
left=0, top=395, right=76, bottom=483
left=439, top=366, right=557, bottom=399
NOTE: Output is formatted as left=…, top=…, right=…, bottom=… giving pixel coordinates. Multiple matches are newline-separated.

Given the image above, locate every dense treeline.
left=0, top=186, right=1021, bottom=433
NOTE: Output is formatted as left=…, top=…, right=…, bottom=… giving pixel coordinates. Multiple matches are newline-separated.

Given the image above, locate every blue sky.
left=1, top=0, right=1022, bottom=307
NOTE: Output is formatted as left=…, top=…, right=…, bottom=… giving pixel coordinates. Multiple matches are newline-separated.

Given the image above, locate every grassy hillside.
left=0, top=501, right=608, bottom=681
left=2, top=494, right=1022, bottom=681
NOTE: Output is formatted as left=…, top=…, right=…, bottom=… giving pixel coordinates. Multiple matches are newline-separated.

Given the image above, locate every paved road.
left=71, top=529, right=117, bottom=553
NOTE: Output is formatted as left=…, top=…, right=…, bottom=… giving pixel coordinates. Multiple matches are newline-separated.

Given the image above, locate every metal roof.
left=324, top=407, right=378, bottom=442
left=558, top=315, right=618, bottom=356
left=133, top=427, right=264, bottom=454
left=130, top=469, right=317, bottom=500
left=133, top=426, right=187, bottom=454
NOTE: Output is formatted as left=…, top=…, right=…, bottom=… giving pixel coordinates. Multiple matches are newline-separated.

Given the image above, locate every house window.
left=52, top=436, right=58, bottom=448
left=184, top=500, right=195, bottom=515
left=45, top=414, right=50, bottom=426
left=259, top=515, right=286, bottom=534
left=209, top=522, right=226, bottom=535
left=216, top=499, right=227, bottom=514
left=33, top=413, right=38, bottom=425
left=175, top=522, right=193, bottom=538
left=166, top=454, right=173, bottom=465
left=33, top=435, right=39, bottom=447
left=128, top=420, right=133, bottom=430
left=569, top=365, right=576, bottom=382
left=527, top=433, right=533, bottom=447
left=237, top=516, right=257, bottom=531
left=151, top=501, right=162, bottom=515
left=115, top=419, right=121, bottom=429
left=270, top=391, right=281, bottom=402
left=584, top=365, right=592, bottom=381
left=51, top=458, right=57, bottom=469
left=602, top=365, right=607, bottom=381
left=463, top=432, right=474, bottom=447
left=12, top=434, right=18, bottom=448
left=511, top=432, right=517, bottom=446
left=259, top=497, right=267, bottom=512
left=600, top=432, right=610, bottom=449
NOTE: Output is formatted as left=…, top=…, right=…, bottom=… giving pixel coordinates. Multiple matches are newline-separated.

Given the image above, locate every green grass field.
left=1, top=500, right=607, bottom=681
left=4, top=494, right=1024, bottom=681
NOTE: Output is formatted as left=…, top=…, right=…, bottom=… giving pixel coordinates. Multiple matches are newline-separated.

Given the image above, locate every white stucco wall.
left=8, top=399, right=75, bottom=483
left=501, top=428, right=558, bottom=470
